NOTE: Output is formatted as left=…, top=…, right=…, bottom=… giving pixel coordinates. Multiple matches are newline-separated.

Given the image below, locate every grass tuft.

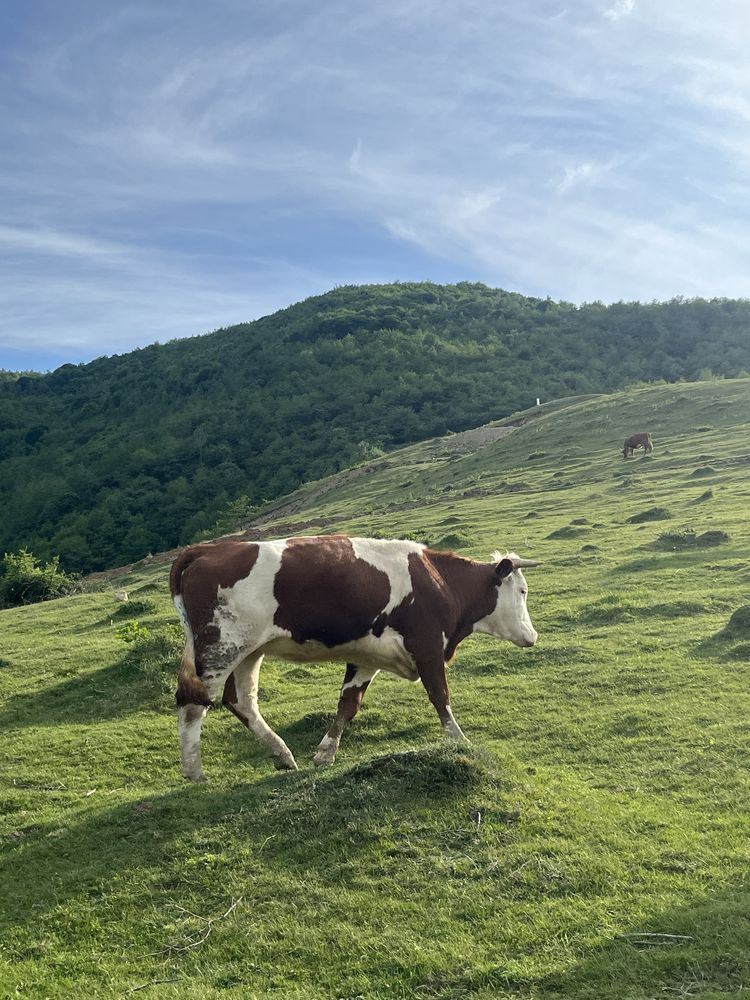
left=345, top=743, right=490, bottom=792
left=546, top=525, right=589, bottom=540
left=721, top=605, right=750, bottom=639
left=433, top=532, right=473, bottom=550
left=109, top=597, right=158, bottom=619
left=653, top=527, right=730, bottom=550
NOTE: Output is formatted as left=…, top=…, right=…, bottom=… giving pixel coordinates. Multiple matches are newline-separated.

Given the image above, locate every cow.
left=623, top=432, right=653, bottom=458
left=170, top=535, right=539, bottom=780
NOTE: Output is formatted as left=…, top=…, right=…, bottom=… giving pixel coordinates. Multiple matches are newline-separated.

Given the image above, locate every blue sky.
left=3, top=0, right=750, bottom=371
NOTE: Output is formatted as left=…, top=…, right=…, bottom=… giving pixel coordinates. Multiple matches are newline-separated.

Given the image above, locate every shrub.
left=115, top=620, right=151, bottom=644
left=116, top=620, right=184, bottom=695
left=627, top=507, right=672, bottom=524
left=0, top=549, right=75, bottom=608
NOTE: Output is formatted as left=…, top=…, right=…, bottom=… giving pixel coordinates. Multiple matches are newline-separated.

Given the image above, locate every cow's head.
left=477, top=552, right=539, bottom=647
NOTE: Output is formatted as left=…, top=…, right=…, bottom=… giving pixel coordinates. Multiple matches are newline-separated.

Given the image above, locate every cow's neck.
left=426, top=551, right=497, bottom=660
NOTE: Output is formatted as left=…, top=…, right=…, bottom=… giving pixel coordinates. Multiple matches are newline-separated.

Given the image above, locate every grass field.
left=3, top=378, right=750, bottom=999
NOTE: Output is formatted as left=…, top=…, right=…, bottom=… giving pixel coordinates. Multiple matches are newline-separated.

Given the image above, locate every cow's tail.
left=170, top=549, right=211, bottom=707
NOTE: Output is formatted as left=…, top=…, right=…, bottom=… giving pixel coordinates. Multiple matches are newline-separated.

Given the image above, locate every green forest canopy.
left=2, top=281, right=749, bottom=573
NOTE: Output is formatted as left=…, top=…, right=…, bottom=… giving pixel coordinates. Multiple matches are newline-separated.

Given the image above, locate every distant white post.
left=535, top=398, right=541, bottom=406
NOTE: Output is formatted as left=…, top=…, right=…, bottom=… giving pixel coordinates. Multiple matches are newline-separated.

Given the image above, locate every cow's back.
left=172, top=535, right=428, bottom=645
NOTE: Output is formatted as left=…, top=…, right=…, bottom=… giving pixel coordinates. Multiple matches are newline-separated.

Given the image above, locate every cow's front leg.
left=419, top=660, right=469, bottom=743
left=314, top=663, right=379, bottom=766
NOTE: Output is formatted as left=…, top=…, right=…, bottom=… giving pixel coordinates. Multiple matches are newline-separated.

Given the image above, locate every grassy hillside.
left=2, top=379, right=750, bottom=999
left=2, top=281, right=750, bottom=574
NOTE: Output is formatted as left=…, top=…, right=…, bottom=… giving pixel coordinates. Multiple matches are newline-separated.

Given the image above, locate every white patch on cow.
left=341, top=666, right=380, bottom=691
left=262, top=625, right=418, bottom=680
left=442, top=705, right=468, bottom=743
left=213, top=540, right=292, bottom=656
left=351, top=537, right=423, bottom=614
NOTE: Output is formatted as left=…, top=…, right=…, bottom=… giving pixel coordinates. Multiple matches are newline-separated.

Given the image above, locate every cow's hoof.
left=313, top=750, right=335, bottom=767
left=272, top=754, right=298, bottom=771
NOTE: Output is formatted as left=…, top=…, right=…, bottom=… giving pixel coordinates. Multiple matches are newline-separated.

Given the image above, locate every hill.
left=2, top=379, right=750, bottom=998
left=2, top=281, right=750, bottom=573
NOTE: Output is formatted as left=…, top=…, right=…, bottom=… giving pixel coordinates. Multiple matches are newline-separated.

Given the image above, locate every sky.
left=3, top=0, right=750, bottom=371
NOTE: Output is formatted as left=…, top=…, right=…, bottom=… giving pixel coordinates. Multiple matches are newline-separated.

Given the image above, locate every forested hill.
left=3, top=281, right=750, bottom=573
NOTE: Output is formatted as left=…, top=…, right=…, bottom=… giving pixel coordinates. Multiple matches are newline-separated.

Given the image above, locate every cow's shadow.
left=0, top=653, right=169, bottom=729
left=1, top=745, right=481, bottom=936
left=272, top=708, right=433, bottom=758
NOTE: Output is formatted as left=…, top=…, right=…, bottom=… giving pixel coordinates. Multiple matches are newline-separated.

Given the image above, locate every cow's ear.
left=495, top=558, right=514, bottom=581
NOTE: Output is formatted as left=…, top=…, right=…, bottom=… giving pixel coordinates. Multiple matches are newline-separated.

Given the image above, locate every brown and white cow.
left=170, top=535, right=539, bottom=779
left=622, top=432, right=653, bottom=458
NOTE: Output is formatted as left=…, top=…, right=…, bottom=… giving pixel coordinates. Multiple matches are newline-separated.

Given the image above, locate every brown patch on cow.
left=172, top=540, right=261, bottom=596
left=171, top=541, right=261, bottom=670
left=273, top=536, right=391, bottom=646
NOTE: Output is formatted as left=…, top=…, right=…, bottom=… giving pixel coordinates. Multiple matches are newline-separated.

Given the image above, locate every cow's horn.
left=512, top=558, right=541, bottom=568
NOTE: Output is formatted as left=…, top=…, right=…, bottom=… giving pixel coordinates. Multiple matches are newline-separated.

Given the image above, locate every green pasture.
left=2, top=378, right=750, bottom=998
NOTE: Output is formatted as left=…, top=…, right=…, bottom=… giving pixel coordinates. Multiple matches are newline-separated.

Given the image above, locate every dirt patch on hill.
left=251, top=420, right=522, bottom=527
left=441, top=422, right=521, bottom=452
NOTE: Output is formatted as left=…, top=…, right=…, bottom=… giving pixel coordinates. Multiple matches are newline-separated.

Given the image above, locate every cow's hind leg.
left=314, top=663, right=379, bottom=766
left=178, top=703, right=209, bottom=781
left=225, top=653, right=298, bottom=771
left=176, top=645, right=212, bottom=782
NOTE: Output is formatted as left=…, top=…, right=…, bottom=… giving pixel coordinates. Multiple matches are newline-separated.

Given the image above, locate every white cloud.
left=604, top=0, right=635, bottom=21
left=557, top=162, right=596, bottom=194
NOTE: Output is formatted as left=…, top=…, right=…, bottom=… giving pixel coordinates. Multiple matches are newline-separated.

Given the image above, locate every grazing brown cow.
left=170, top=535, right=540, bottom=779
left=623, top=432, right=653, bottom=458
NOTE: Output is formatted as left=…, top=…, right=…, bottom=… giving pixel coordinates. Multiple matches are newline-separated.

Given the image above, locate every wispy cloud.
left=0, top=225, right=126, bottom=260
